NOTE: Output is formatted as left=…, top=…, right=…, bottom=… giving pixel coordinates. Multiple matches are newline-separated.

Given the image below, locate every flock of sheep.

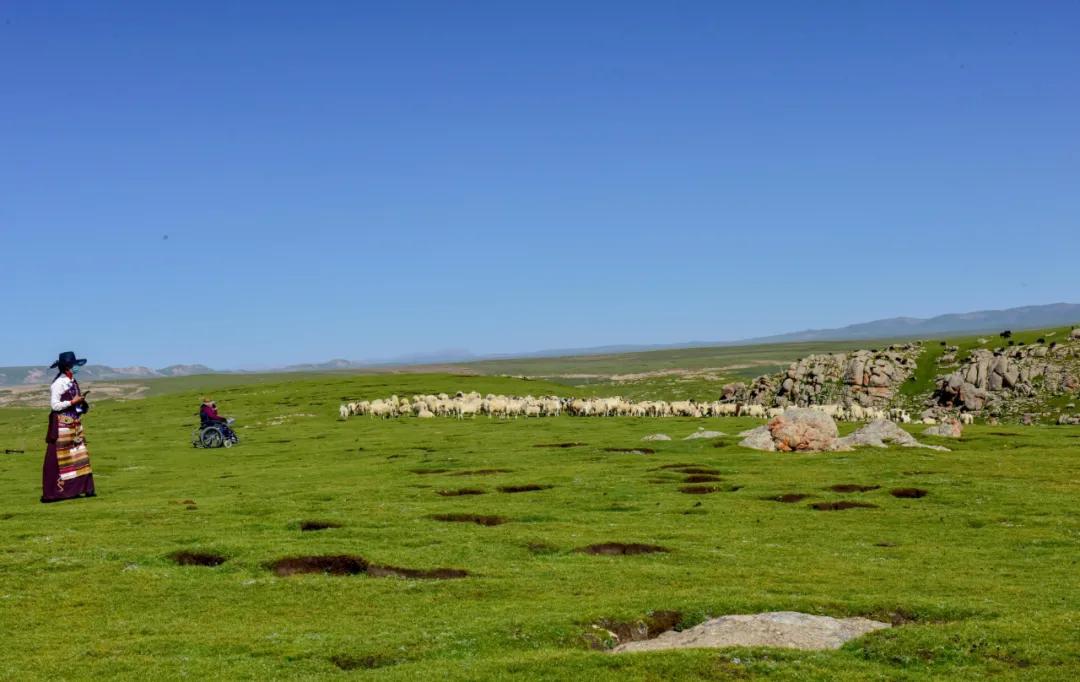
left=337, top=393, right=961, bottom=424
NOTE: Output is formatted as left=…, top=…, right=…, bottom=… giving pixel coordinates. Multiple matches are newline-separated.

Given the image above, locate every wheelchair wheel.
left=201, top=429, right=224, bottom=449
left=223, top=438, right=232, bottom=448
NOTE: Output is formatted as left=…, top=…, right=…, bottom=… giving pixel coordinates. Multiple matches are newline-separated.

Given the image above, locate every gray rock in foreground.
left=641, top=433, right=672, bottom=442
left=613, top=611, right=890, bottom=653
left=684, top=429, right=725, bottom=440
left=738, top=425, right=776, bottom=451
left=838, top=419, right=949, bottom=451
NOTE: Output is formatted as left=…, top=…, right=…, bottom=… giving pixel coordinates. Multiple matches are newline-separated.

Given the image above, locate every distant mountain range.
left=0, top=364, right=216, bottom=388
left=736, top=303, right=1080, bottom=345
left=2, top=303, right=1078, bottom=387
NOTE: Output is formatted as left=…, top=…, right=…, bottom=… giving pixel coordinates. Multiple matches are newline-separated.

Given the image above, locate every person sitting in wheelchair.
left=200, top=398, right=236, bottom=440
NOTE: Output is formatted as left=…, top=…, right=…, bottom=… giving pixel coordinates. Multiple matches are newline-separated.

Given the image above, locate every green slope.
left=0, top=373, right=1077, bottom=679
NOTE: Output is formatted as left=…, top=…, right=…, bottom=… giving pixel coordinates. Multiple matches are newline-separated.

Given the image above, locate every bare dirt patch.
left=683, top=474, right=724, bottom=483
left=890, top=488, right=928, bottom=498
left=586, top=610, right=684, bottom=649
left=410, top=468, right=453, bottom=475
left=498, top=484, right=553, bottom=493
left=268, top=555, right=468, bottom=579
left=810, top=501, right=879, bottom=511
left=330, top=654, right=398, bottom=671
left=430, top=513, right=506, bottom=526
left=534, top=442, right=587, bottom=448
left=436, top=488, right=485, bottom=497
left=828, top=484, right=880, bottom=493
left=269, top=555, right=368, bottom=576
left=578, top=543, right=670, bottom=555
left=764, top=493, right=811, bottom=503
left=170, top=551, right=227, bottom=567
left=299, top=520, right=342, bottom=531
left=672, top=467, right=723, bottom=475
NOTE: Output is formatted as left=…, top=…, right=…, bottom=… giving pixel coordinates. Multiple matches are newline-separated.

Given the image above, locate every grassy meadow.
left=0, top=372, right=1078, bottom=680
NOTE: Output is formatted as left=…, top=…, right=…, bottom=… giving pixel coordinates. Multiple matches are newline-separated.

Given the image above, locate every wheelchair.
left=192, top=416, right=239, bottom=449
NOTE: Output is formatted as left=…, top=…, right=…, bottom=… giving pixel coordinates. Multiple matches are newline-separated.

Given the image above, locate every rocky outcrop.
left=932, top=341, right=1079, bottom=415
left=730, top=344, right=923, bottom=409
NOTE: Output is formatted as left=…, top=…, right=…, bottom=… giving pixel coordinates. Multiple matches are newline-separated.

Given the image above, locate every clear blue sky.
left=3, top=2, right=1078, bottom=369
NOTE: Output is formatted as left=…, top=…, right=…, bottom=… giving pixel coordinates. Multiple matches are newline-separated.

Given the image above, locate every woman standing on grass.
left=41, top=351, right=96, bottom=503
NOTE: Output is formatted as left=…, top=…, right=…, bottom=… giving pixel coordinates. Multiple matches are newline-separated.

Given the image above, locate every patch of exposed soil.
left=890, top=488, right=928, bottom=498
left=430, top=513, right=506, bottom=526
left=268, top=555, right=467, bottom=579
left=586, top=610, right=684, bottom=649
left=330, top=654, right=398, bottom=671
left=534, top=442, right=587, bottom=448
left=498, top=484, right=553, bottom=493
left=578, top=543, right=669, bottom=555
left=810, top=501, right=879, bottom=511
left=765, top=493, right=811, bottom=503
left=170, top=551, right=227, bottom=567
left=299, top=520, right=342, bottom=531
left=269, top=555, right=368, bottom=576
left=410, top=468, right=452, bottom=475
left=436, top=488, right=485, bottom=497
left=828, top=484, right=880, bottom=493
left=683, top=474, right=724, bottom=483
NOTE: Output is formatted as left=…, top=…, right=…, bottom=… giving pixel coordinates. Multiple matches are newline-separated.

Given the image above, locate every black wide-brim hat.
left=50, top=351, right=87, bottom=369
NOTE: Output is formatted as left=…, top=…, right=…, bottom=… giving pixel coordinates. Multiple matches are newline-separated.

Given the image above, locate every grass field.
left=1, top=373, right=1078, bottom=680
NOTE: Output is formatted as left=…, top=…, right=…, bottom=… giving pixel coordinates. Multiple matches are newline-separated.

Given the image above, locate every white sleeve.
left=50, top=378, right=72, bottom=412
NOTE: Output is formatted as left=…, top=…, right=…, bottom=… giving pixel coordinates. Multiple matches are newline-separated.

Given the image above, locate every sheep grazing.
left=337, top=392, right=942, bottom=426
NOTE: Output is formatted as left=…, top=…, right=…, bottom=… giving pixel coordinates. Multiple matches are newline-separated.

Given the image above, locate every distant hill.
left=3, top=303, right=1077, bottom=387
left=0, top=364, right=216, bottom=387
left=736, top=303, right=1080, bottom=345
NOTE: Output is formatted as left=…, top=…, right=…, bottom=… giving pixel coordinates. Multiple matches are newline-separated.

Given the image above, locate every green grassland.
left=1, top=372, right=1078, bottom=680
left=461, top=340, right=887, bottom=381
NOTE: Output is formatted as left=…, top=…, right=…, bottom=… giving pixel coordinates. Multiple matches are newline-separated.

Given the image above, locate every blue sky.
left=2, top=2, right=1078, bottom=369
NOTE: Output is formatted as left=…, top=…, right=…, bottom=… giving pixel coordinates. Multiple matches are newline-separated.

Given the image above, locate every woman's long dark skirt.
left=41, top=442, right=95, bottom=502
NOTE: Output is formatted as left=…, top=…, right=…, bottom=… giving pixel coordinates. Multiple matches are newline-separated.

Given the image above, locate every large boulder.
left=738, top=425, right=776, bottom=452
left=613, top=611, right=890, bottom=653
left=837, top=419, right=949, bottom=451
left=766, top=408, right=839, bottom=452
left=924, top=419, right=963, bottom=438
left=1071, top=328, right=1080, bottom=340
